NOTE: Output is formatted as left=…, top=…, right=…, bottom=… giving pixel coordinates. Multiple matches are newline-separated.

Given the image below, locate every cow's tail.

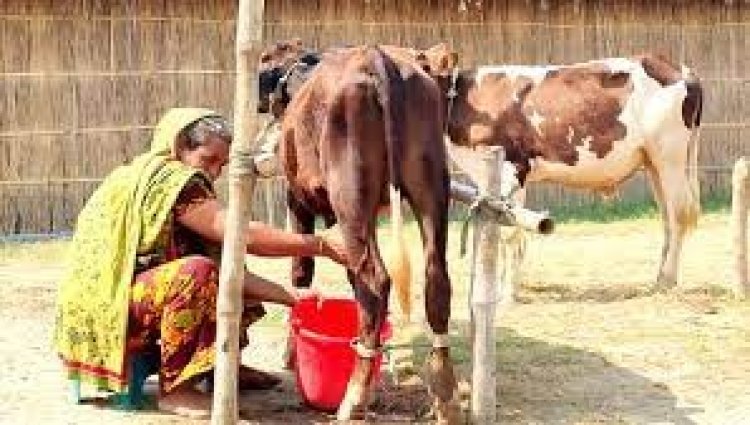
left=684, top=70, right=703, bottom=230
left=370, top=47, right=412, bottom=321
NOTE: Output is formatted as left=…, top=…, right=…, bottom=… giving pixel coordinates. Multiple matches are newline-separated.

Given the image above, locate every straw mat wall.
left=1, top=0, right=748, bottom=233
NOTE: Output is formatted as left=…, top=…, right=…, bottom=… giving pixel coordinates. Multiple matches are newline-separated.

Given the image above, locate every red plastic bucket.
left=290, top=297, right=392, bottom=412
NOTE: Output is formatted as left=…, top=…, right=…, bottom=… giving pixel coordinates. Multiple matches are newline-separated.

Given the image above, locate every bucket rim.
left=293, top=321, right=392, bottom=344
left=291, top=296, right=393, bottom=344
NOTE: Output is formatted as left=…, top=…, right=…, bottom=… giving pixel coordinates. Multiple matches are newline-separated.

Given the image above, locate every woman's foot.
left=238, top=365, right=281, bottom=390
left=158, top=387, right=211, bottom=419
left=201, top=365, right=281, bottom=392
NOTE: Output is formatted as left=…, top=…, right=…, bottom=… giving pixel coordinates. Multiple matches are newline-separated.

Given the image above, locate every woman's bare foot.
left=158, top=387, right=211, bottom=419
left=201, top=365, right=281, bottom=392
left=238, top=365, right=281, bottom=390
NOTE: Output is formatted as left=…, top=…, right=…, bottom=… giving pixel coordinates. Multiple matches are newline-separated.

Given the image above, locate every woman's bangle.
left=314, top=235, right=325, bottom=256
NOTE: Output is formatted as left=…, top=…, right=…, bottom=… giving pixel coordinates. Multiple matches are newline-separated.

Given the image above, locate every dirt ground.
left=1, top=211, right=749, bottom=424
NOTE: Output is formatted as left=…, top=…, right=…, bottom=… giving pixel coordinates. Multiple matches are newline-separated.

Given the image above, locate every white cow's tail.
left=686, top=125, right=701, bottom=229
left=684, top=72, right=703, bottom=230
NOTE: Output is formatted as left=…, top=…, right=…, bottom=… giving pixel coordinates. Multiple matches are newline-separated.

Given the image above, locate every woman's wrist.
left=310, top=234, right=325, bottom=256
left=317, top=235, right=327, bottom=256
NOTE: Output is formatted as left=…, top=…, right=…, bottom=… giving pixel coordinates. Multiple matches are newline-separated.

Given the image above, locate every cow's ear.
left=441, top=51, right=459, bottom=71
left=415, top=52, right=432, bottom=74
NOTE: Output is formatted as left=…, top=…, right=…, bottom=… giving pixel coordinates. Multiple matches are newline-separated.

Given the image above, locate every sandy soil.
left=1, top=212, right=749, bottom=424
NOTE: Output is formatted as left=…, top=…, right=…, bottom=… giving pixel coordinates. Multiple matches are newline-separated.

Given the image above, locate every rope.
left=459, top=194, right=488, bottom=257
left=228, top=147, right=257, bottom=179
left=350, top=338, right=381, bottom=359
left=443, top=67, right=460, bottom=134
left=271, top=60, right=305, bottom=108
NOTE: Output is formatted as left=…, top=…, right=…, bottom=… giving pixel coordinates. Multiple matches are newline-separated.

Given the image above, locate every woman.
left=53, top=108, right=347, bottom=418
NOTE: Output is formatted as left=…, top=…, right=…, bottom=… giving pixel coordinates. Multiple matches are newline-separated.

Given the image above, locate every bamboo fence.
left=1, top=0, right=749, bottom=234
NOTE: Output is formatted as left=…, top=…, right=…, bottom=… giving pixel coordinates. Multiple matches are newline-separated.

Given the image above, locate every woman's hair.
left=179, top=115, right=233, bottom=150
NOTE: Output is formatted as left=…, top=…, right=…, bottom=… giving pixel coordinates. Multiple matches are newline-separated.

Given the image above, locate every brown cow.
left=262, top=44, right=460, bottom=422
left=419, top=45, right=703, bottom=290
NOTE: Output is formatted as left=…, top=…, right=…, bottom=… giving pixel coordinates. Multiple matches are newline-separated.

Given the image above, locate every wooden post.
left=211, top=1, right=264, bottom=424
left=265, top=182, right=275, bottom=225
left=469, top=147, right=503, bottom=424
left=450, top=181, right=553, bottom=235
left=732, top=157, right=749, bottom=299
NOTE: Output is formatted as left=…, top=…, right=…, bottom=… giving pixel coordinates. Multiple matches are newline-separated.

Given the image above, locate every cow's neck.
left=442, top=70, right=477, bottom=147
left=441, top=69, right=534, bottom=186
left=272, top=61, right=317, bottom=119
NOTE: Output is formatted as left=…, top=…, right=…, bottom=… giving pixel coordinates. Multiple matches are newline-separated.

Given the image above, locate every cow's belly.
left=527, top=140, right=645, bottom=191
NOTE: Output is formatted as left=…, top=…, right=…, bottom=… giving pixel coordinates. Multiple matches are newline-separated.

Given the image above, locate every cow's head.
left=258, top=38, right=320, bottom=117
left=414, top=43, right=459, bottom=79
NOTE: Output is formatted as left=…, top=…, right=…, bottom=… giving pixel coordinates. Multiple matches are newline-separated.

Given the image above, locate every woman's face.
left=178, top=134, right=230, bottom=181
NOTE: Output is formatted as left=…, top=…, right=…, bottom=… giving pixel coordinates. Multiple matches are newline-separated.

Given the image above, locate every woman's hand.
left=316, top=226, right=348, bottom=266
left=291, top=287, right=325, bottom=308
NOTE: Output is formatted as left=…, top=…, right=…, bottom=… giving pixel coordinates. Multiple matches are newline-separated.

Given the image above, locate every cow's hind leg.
left=334, top=218, right=390, bottom=420
left=325, top=79, right=391, bottom=421
left=654, top=164, right=698, bottom=289
left=645, top=164, right=671, bottom=287
left=400, top=155, right=461, bottom=424
left=643, top=84, right=700, bottom=289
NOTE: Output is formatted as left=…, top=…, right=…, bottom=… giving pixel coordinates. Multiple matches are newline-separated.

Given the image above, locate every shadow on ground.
left=397, top=322, right=702, bottom=424
left=516, top=281, right=734, bottom=305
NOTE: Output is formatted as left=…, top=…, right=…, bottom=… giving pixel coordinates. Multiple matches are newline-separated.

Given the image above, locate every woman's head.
left=176, top=116, right=232, bottom=181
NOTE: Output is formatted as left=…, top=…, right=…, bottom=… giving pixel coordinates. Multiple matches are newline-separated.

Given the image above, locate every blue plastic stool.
left=68, top=350, right=159, bottom=410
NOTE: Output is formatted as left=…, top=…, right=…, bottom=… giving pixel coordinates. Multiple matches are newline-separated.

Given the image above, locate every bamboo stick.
left=211, top=0, right=264, bottom=423
left=732, top=157, right=749, bottom=299
left=469, top=147, right=503, bottom=424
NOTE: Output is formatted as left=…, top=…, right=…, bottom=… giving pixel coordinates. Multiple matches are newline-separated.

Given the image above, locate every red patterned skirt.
left=127, top=255, right=264, bottom=393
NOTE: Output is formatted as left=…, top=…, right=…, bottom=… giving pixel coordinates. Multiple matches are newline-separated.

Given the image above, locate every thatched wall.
left=1, top=0, right=748, bottom=234
left=0, top=1, right=239, bottom=234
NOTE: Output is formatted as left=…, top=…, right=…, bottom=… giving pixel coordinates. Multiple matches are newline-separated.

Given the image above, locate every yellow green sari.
left=53, top=108, right=221, bottom=392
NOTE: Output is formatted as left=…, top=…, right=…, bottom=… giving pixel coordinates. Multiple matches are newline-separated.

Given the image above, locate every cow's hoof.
left=335, top=403, right=367, bottom=422
left=653, top=275, right=677, bottom=293
left=733, top=285, right=750, bottom=301
left=422, top=348, right=462, bottom=423
left=433, top=398, right=463, bottom=425
left=336, top=382, right=368, bottom=422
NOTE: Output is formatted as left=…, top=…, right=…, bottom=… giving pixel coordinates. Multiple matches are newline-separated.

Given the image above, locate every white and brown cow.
left=420, top=46, right=703, bottom=289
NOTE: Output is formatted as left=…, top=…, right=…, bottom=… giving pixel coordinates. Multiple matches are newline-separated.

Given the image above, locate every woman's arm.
left=243, top=270, right=296, bottom=306
left=176, top=197, right=348, bottom=265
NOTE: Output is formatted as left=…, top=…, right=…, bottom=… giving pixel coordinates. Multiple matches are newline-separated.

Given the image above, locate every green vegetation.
left=0, top=240, right=70, bottom=265
left=546, top=191, right=730, bottom=224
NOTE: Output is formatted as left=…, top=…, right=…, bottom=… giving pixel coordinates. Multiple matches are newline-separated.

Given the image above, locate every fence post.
left=470, top=146, right=503, bottom=424
left=211, top=1, right=264, bottom=423
left=732, top=157, right=749, bottom=299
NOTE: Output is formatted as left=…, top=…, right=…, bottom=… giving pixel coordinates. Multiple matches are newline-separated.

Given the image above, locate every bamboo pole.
left=211, top=1, right=264, bottom=424
left=469, top=147, right=503, bottom=424
left=732, top=157, right=749, bottom=299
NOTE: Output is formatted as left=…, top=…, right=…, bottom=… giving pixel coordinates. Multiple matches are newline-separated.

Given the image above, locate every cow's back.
left=280, top=46, right=444, bottom=211
left=461, top=54, right=697, bottom=190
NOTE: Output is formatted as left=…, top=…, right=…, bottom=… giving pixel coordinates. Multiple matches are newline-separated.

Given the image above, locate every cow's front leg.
left=284, top=193, right=317, bottom=370
left=288, top=191, right=315, bottom=288
left=337, top=236, right=390, bottom=421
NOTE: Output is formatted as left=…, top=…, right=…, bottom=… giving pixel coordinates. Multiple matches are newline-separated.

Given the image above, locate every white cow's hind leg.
left=645, top=164, right=671, bottom=282
left=651, top=162, right=698, bottom=290
left=642, top=82, right=700, bottom=289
